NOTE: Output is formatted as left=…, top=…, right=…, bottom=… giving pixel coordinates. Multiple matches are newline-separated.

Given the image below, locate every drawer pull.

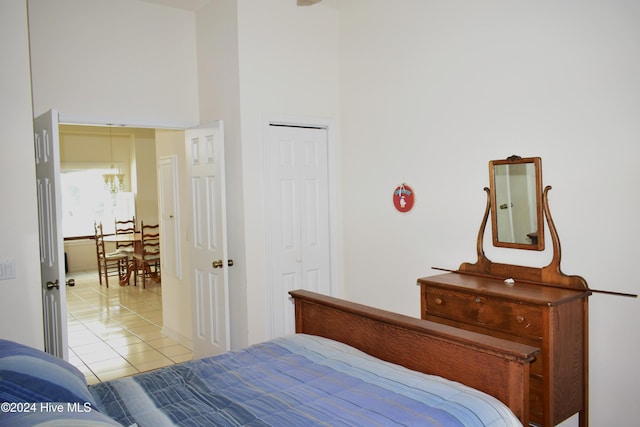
left=434, top=297, right=443, bottom=305
left=516, top=316, right=525, bottom=324
left=475, top=297, right=481, bottom=303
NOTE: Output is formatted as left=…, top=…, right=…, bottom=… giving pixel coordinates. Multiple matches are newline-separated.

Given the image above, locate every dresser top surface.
left=418, top=272, right=590, bottom=305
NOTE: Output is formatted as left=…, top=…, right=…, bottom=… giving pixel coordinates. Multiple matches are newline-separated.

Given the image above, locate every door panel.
left=186, top=123, right=229, bottom=358
left=267, top=125, right=331, bottom=338
left=34, top=109, right=68, bottom=359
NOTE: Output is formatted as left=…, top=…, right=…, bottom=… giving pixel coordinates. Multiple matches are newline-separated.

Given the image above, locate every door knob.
left=212, top=259, right=234, bottom=269
left=46, top=280, right=59, bottom=290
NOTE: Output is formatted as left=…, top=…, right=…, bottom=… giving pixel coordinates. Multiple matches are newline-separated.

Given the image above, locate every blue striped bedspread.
left=89, top=334, right=522, bottom=426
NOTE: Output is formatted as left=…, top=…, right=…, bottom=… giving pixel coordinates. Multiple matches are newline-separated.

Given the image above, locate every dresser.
left=428, top=157, right=596, bottom=425
left=418, top=272, right=590, bottom=426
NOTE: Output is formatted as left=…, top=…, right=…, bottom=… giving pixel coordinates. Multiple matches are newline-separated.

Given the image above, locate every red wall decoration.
left=393, top=183, right=415, bottom=212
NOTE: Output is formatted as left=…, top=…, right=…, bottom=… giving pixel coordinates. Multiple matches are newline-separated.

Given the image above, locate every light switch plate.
left=0, top=259, right=16, bottom=280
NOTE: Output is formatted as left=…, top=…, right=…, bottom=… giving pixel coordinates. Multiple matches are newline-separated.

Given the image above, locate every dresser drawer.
left=423, top=288, right=543, bottom=339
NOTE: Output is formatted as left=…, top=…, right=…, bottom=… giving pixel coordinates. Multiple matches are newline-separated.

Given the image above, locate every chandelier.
left=103, top=125, right=125, bottom=195
left=103, top=171, right=125, bottom=194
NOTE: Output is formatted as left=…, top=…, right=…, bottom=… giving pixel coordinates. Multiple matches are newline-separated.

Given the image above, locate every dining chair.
left=114, top=216, right=137, bottom=256
left=94, top=222, right=129, bottom=287
left=133, top=221, right=160, bottom=288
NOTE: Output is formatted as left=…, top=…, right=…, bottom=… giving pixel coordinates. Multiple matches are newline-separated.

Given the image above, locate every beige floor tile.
left=96, top=366, right=139, bottom=382
left=104, top=335, right=143, bottom=348
left=131, top=304, right=160, bottom=313
left=68, top=334, right=103, bottom=347
left=158, top=344, right=191, bottom=358
left=88, top=357, right=134, bottom=375
left=71, top=341, right=112, bottom=355
left=68, top=352, right=83, bottom=365
left=68, top=305, right=100, bottom=314
left=85, top=374, right=101, bottom=385
left=110, top=310, right=141, bottom=319
left=72, top=311, right=107, bottom=321
left=79, top=348, right=121, bottom=364
left=103, top=304, right=133, bottom=313
left=132, top=329, right=166, bottom=341
left=114, top=342, right=154, bottom=356
left=141, top=314, right=163, bottom=324
left=66, top=269, right=189, bottom=383
left=146, top=337, right=179, bottom=349
left=84, top=323, right=125, bottom=336
left=73, top=363, right=95, bottom=378
left=169, top=353, right=193, bottom=364
left=118, top=317, right=155, bottom=329
left=67, top=323, right=90, bottom=333
left=124, top=349, right=166, bottom=365
left=134, top=357, right=174, bottom=373
left=98, top=330, right=136, bottom=341
left=127, top=324, right=162, bottom=335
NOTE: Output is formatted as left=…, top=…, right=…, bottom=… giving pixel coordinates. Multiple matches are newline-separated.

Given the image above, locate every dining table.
left=103, top=232, right=142, bottom=250
left=103, top=232, right=159, bottom=286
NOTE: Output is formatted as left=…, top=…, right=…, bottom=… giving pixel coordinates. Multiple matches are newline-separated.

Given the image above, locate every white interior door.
left=159, top=155, right=181, bottom=279
left=186, top=123, right=230, bottom=358
left=34, top=109, right=68, bottom=359
left=266, top=124, right=332, bottom=338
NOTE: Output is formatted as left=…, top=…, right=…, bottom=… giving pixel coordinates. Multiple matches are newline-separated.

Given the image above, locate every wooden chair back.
left=141, top=222, right=160, bottom=258
left=115, top=216, right=136, bottom=253
left=94, top=221, right=107, bottom=260
left=133, top=221, right=160, bottom=287
left=94, top=221, right=128, bottom=287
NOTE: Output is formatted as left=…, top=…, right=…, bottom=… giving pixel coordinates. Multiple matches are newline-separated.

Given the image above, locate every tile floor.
left=66, top=270, right=192, bottom=384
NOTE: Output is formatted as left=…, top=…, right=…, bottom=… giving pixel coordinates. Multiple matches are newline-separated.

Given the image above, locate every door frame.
left=52, top=113, right=199, bottom=353
left=262, top=114, right=340, bottom=338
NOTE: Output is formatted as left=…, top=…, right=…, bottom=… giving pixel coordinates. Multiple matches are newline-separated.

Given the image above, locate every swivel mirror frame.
left=459, top=155, right=588, bottom=290
left=489, top=156, right=544, bottom=251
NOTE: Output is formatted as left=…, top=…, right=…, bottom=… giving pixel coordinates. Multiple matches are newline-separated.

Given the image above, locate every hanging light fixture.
left=103, top=125, right=125, bottom=195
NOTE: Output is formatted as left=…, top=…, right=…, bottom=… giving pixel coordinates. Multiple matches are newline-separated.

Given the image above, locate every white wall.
left=28, top=0, right=199, bottom=127
left=195, top=0, right=342, bottom=347
left=7, top=0, right=638, bottom=423
left=0, top=0, right=44, bottom=348
left=133, top=133, right=159, bottom=225
left=25, top=0, right=200, bottom=351
left=24, top=0, right=342, bottom=350
left=195, top=0, right=248, bottom=349
left=337, top=1, right=640, bottom=425
left=236, top=0, right=341, bottom=344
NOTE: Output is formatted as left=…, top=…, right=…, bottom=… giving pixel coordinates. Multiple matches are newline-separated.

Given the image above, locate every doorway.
left=59, top=124, right=190, bottom=382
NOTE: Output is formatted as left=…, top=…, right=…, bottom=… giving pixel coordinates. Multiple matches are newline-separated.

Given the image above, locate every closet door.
left=266, top=124, right=331, bottom=338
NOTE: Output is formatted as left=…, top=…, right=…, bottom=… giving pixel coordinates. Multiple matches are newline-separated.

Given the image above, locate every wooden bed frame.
left=290, top=290, right=540, bottom=426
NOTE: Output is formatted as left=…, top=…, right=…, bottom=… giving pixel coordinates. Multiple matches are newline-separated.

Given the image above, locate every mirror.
left=489, top=156, right=544, bottom=250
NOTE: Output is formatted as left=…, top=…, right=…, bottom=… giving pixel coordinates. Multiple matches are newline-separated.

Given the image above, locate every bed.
left=0, top=290, right=538, bottom=426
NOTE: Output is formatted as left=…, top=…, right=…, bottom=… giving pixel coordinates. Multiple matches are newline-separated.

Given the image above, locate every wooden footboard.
left=290, top=290, right=539, bottom=426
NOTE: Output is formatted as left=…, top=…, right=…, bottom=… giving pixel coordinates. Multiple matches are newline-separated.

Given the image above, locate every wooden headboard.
left=290, top=290, right=539, bottom=426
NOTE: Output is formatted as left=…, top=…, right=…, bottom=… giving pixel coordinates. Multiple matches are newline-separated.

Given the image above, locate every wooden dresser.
left=428, top=159, right=597, bottom=425
left=418, top=272, right=590, bottom=426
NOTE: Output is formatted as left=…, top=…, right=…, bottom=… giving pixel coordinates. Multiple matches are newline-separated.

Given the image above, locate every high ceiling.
left=135, top=0, right=344, bottom=12
left=135, top=0, right=212, bottom=12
